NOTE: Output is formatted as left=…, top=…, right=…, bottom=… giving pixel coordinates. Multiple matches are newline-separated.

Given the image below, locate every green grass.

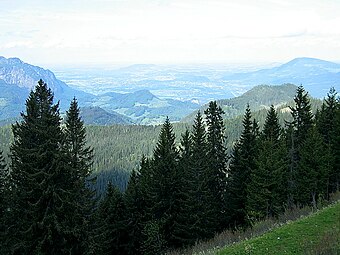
left=218, top=202, right=340, bottom=255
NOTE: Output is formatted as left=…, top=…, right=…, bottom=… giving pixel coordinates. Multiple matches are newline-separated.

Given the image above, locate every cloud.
left=0, top=0, right=339, bottom=65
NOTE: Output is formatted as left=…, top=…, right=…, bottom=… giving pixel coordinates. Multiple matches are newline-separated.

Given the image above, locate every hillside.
left=0, top=96, right=322, bottom=176
left=217, top=202, right=340, bottom=255
left=80, top=106, right=133, bottom=125
left=182, top=84, right=298, bottom=123
left=94, top=89, right=199, bottom=124
left=0, top=56, right=94, bottom=110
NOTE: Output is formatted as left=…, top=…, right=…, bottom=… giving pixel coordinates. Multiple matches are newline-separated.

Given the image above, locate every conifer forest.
left=0, top=80, right=340, bottom=254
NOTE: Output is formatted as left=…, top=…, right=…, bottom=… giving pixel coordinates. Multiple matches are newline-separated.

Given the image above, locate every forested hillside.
left=0, top=80, right=339, bottom=254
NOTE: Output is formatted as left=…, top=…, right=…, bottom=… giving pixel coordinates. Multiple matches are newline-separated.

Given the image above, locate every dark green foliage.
left=9, top=80, right=72, bottom=254
left=227, top=105, right=258, bottom=228
left=2, top=80, right=338, bottom=254
left=63, top=97, right=95, bottom=254
left=296, top=126, right=329, bottom=207
left=289, top=85, right=314, bottom=145
left=171, top=129, right=198, bottom=247
left=124, top=170, right=143, bottom=255
left=0, top=150, right=9, bottom=253
left=94, top=183, right=128, bottom=255
left=91, top=169, right=129, bottom=196
left=334, top=102, right=340, bottom=192
left=135, top=118, right=181, bottom=251
left=286, top=85, right=314, bottom=207
left=204, top=101, right=228, bottom=230
left=141, top=219, right=166, bottom=255
left=246, top=106, right=287, bottom=221
left=147, top=117, right=180, bottom=249
left=190, top=111, right=216, bottom=239
left=316, top=88, right=339, bottom=194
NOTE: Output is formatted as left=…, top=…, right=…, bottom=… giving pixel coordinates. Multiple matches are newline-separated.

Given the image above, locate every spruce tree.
left=296, top=126, right=329, bottom=207
left=190, top=111, right=217, bottom=239
left=64, top=97, right=95, bottom=254
left=146, top=117, right=179, bottom=249
left=246, top=106, right=286, bottom=220
left=171, top=129, right=199, bottom=247
left=316, top=88, right=339, bottom=194
left=9, top=80, right=73, bottom=254
left=287, top=85, right=314, bottom=206
left=227, top=105, right=257, bottom=228
left=290, top=85, right=314, bottom=145
left=334, top=101, right=340, bottom=192
left=204, top=101, right=228, bottom=231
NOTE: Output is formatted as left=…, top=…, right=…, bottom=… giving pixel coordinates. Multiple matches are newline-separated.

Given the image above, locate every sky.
left=0, top=0, right=340, bottom=67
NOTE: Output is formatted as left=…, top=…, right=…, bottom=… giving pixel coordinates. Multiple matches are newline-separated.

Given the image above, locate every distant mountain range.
left=0, top=56, right=338, bottom=125
left=222, top=57, right=340, bottom=98
left=0, top=56, right=199, bottom=125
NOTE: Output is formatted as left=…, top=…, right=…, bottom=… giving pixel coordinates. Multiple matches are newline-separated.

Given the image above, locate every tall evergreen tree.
left=190, top=111, right=218, bottom=239
left=227, top=105, right=257, bottom=228
left=334, top=100, right=340, bottom=192
left=296, top=126, right=329, bottom=207
left=64, top=97, right=95, bottom=254
left=246, top=106, right=286, bottom=221
left=9, top=80, right=74, bottom=254
left=286, top=85, right=314, bottom=207
left=290, top=85, right=314, bottom=145
left=316, top=88, right=339, bottom=194
left=146, top=117, right=180, bottom=249
left=172, top=128, right=207, bottom=247
left=204, top=101, right=228, bottom=231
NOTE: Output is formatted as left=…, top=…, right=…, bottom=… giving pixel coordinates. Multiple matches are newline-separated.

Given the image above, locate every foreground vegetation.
left=168, top=193, right=340, bottom=255
left=218, top=201, right=340, bottom=255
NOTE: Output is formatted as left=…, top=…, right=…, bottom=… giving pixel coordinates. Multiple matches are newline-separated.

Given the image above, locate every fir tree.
left=204, top=101, right=228, bottom=231
left=316, top=88, right=339, bottom=194
left=287, top=85, right=314, bottom=206
left=296, top=126, right=329, bottom=207
left=334, top=101, right=340, bottom=192
left=190, top=111, right=217, bottom=239
left=246, top=106, right=286, bottom=220
left=171, top=129, right=199, bottom=247
left=146, top=117, right=180, bottom=249
left=9, top=80, right=73, bottom=254
left=64, top=97, right=95, bottom=254
left=227, top=105, right=257, bottom=228
left=289, top=85, right=314, bottom=145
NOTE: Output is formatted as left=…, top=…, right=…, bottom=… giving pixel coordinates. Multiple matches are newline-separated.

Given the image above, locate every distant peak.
left=8, top=57, right=23, bottom=63
left=285, top=57, right=335, bottom=65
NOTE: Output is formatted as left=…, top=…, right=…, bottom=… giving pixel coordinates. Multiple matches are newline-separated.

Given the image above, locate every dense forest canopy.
left=0, top=80, right=339, bottom=255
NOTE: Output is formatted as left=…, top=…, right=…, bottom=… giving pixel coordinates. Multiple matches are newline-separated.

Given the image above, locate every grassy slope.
left=218, top=202, right=340, bottom=255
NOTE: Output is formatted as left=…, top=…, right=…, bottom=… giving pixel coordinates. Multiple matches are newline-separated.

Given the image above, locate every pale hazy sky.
left=1, top=0, right=340, bottom=67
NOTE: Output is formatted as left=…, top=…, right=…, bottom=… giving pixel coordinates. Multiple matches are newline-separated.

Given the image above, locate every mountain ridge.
left=0, top=56, right=199, bottom=125
left=181, top=83, right=298, bottom=123
left=222, top=57, right=340, bottom=98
